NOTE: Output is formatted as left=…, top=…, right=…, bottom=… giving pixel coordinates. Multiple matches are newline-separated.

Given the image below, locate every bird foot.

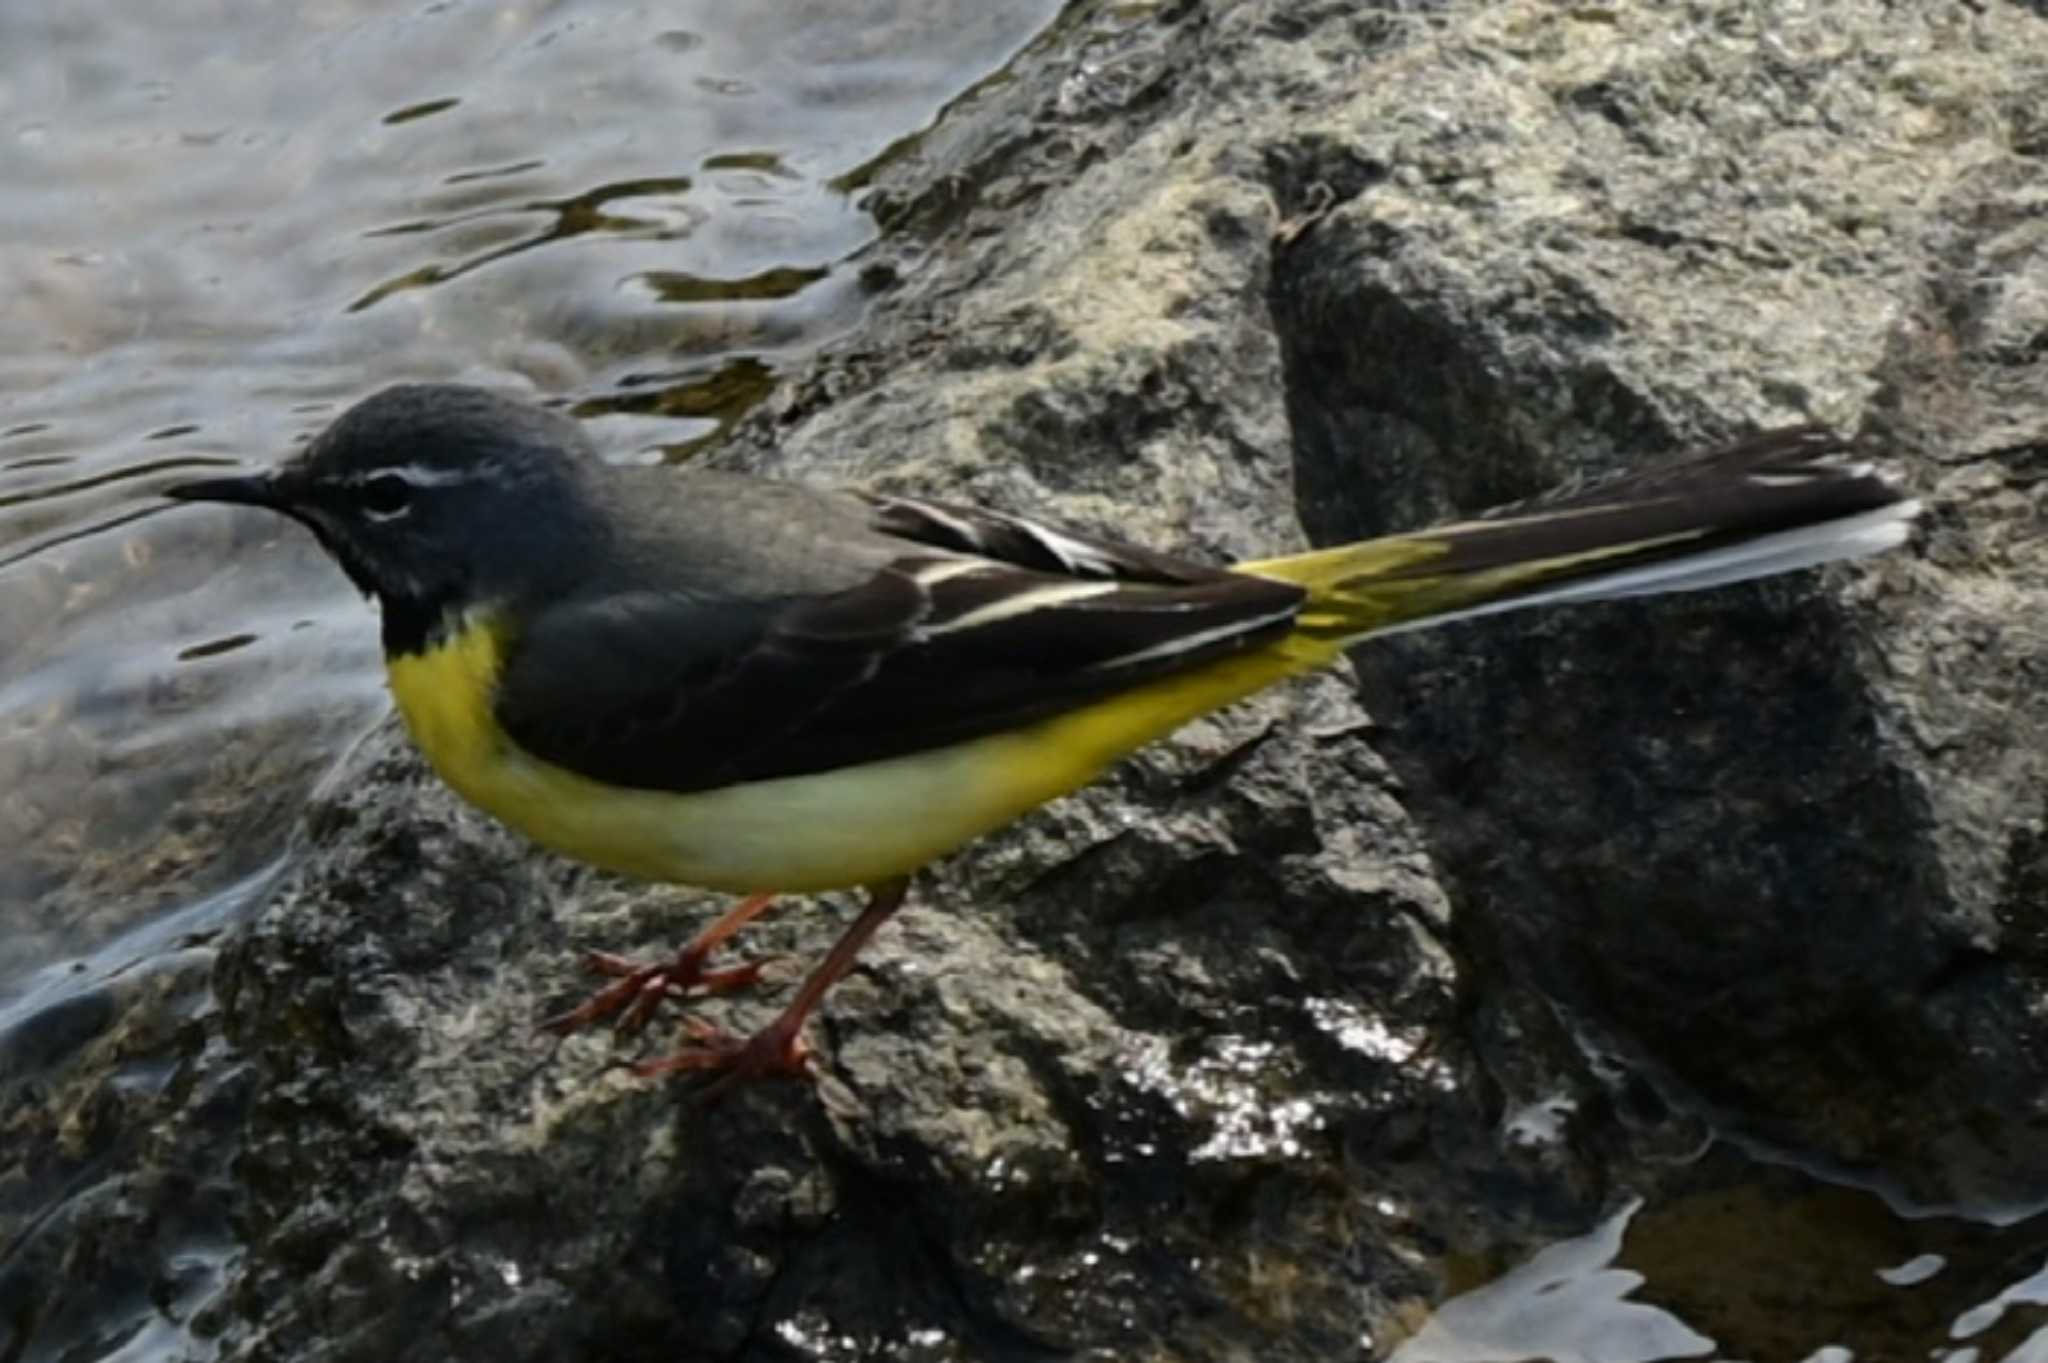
left=540, top=946, right=778, bottom=1037
left=631, top=1016, right=814, bottom=1094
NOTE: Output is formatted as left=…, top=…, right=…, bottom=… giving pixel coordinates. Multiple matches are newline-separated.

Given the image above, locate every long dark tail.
left=1241, top=427, right=1919, bottom=649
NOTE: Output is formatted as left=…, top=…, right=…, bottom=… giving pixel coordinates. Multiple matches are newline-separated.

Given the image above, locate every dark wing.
left=494, top=495, right=1304, bottom=794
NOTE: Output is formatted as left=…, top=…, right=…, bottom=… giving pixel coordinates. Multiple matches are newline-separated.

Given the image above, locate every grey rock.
left=1265, top=0, right=2048, bottom=1222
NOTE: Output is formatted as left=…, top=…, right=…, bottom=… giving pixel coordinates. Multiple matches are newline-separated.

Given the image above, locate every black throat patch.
left=379, top=592, right=464, bottom=658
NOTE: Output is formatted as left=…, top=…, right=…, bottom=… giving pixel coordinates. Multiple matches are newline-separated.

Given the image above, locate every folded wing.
left=494, top=495, right=1304, bottom=793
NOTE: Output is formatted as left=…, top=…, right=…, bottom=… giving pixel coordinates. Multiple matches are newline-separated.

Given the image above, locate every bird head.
left=167, top=384, right=605, bottom=653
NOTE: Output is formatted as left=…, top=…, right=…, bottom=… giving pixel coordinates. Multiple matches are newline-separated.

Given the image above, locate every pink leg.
left=633, top=877, right=911, bottom=1088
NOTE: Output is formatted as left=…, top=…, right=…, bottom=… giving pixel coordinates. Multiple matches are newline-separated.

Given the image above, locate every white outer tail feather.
left=1350, top=499, right=1921, bottom=645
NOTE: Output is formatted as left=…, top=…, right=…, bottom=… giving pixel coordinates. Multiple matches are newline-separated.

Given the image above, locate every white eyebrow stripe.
left=343, top=462, right=478, bottom=488
left=1084, top=603, right=1299, bottom=671
left=919, top=580, right=1123, bottom=636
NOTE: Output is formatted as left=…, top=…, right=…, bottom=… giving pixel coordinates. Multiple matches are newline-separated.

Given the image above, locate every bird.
left=165, top=384, right=1920, bottom=1086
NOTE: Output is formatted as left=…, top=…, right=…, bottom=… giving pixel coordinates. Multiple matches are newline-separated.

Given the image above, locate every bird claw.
left=540, top=947, right=781, bottom=1037
left=541, top=882, right=902, bottom=1096
left=631, top=1016, right=814, bottom=1095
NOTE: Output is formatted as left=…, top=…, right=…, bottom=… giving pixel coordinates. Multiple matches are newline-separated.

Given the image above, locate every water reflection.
left=1394, top=1202, right=1714, bottom=1363
left=1395, top=1179, right=2048, bottom=1363
left=1952, top=1259, right=2048, bottom=1357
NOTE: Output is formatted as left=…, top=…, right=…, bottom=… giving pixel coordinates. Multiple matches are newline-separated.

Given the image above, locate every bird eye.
left=359, top=472, right=413, bottom=519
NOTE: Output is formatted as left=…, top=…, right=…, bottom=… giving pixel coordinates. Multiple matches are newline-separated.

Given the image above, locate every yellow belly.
left=384, top=612, right=1329, bottom=894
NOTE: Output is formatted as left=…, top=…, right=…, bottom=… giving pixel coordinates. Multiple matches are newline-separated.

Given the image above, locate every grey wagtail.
left=166, top=384, right=1920, bottom=1083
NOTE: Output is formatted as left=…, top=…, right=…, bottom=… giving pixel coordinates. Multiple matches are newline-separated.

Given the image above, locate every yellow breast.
left=382, top=610, right=1330, bottom=895
left=383, top=613, right=516, bottom=810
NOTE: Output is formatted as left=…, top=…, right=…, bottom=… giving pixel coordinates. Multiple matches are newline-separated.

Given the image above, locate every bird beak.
left=164, top=472, right=285, bottom=510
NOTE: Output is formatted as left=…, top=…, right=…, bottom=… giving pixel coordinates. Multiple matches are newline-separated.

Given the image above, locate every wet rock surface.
left=9, top=0, right=2048, bottom=1359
